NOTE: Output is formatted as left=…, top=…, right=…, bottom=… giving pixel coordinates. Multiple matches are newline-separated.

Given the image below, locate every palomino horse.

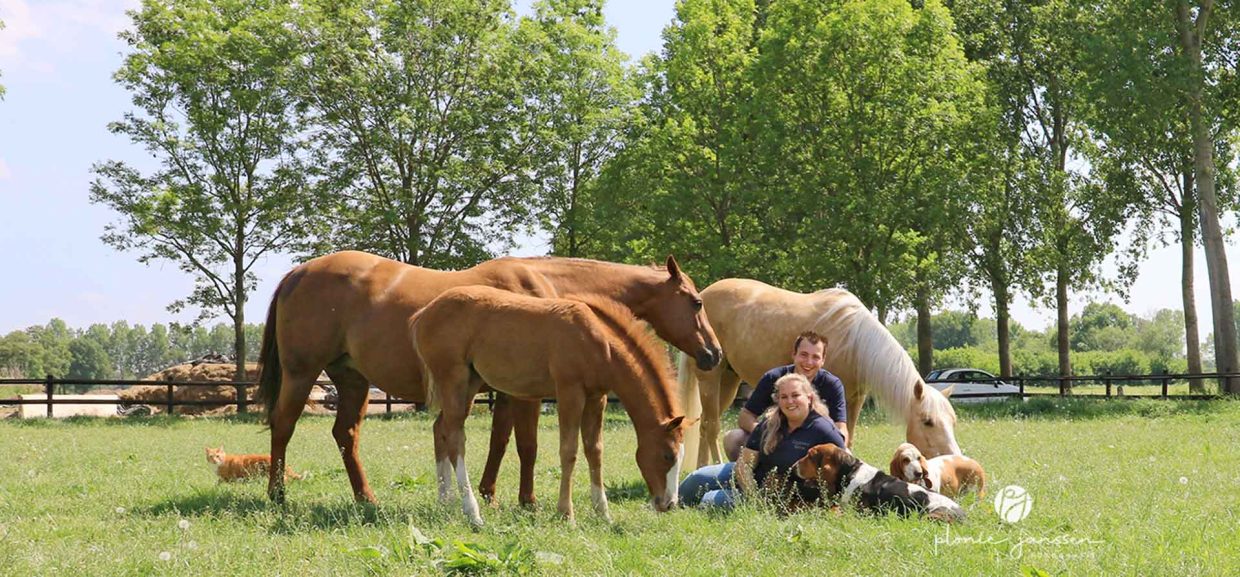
left=256, top=250, right=719, bottom=505
left=678, top=279, right=961, bottom=469
left=417, top=286, right=690, bottom=525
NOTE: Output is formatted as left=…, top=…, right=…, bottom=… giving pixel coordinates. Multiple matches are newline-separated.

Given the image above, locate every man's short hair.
left=793, top=330, right=827, bottom=352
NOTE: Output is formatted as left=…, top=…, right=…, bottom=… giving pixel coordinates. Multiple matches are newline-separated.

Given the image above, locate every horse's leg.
left=268, top=367, right=316, bottom=504
left=580, top=393, right=610, bottom=521
left=511, top=398, right=541, bottom=507
left=433, top=368, right=484, bottom=526
left=324, top=365, right=377, bottom=503
left=432, top=411, right=453, bottom=503
left=555, top=393, right=585, bottom=523
left=845, top=386, right=866, bottom=450
left=478, top=392, right=513, bottom=504
left=712, top=367, right=742, bottom=464
left=695, top=367, right=720, bottom=468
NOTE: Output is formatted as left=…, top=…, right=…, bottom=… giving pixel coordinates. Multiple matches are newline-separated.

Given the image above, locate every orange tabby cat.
left=205, top=446, right=300, bottom=482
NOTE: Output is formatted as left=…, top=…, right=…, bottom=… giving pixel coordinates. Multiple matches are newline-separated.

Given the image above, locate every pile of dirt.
left=117, top=362, right=333, bottom=417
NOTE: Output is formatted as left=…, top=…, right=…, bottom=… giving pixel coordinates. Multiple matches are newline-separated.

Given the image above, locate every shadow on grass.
left=138, top=489, right=433, bottom=533
left=605, top=479, right=650, bottom=503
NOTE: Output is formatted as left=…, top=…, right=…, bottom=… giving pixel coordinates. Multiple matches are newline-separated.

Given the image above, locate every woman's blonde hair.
left=760, top=373, right=829, bottom=455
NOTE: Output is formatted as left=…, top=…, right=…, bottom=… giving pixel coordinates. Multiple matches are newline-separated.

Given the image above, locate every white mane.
left=810, top=289, right=925, bottom=420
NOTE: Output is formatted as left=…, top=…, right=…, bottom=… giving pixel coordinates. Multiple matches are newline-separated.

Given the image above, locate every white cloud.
left=0, top=0, right=41, bottom=61
left=0, top=0, right=138, bottom=71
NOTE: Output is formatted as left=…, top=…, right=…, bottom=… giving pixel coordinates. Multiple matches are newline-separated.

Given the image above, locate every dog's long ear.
left=813, top=446, right=829, bottom=469
left=889, top=453, right=904, bottom=478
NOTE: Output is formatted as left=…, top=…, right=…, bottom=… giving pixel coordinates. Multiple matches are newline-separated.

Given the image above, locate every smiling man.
left=721, top=331, right=849, bottom=461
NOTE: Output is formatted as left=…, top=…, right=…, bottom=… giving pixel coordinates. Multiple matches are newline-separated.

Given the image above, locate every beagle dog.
left=889, top=443, right=987, bottom=499
left=794, top=443, right=965, bottom=522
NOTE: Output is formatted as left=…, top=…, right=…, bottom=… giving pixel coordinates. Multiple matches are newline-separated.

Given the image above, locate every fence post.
left=1105, top=371, right=1112, bottom=398
left=386, top=391, right=392, bottom=414
left=45, top=374, right=54, bottom=418
left=1161, top=370, right=1169, bottom=398
left=1017, top=374, right=1025, bottom=398
left=166, top=382, right=175, bottom=415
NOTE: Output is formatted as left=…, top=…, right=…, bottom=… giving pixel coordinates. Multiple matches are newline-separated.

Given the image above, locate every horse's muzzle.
left=695, top=347, right=722, bottom=371
left=651, top=495, right=675, bottom=512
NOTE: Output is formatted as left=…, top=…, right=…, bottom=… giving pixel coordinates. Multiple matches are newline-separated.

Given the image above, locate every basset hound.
left=793, top=443, right=965, bottom=522
left=889, top=443, right=987, bottom=499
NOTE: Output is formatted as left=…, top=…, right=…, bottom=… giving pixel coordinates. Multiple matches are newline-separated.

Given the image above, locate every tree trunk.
left=994, top=278, right=1013, bottom=378
left=1180, top=178, right=1204, bottom=393
left=916, top=282, right=933, bottom=376
left=1056, top=265, right=1072, bottom=393
left=1177, top=0, right=1238, bottom=394
left=233, top=251, right=248, bottom=413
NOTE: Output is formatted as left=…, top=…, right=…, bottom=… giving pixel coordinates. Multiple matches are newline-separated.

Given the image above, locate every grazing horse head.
left=634, top=415, right=694, bottom=511
left=904, top=381, right=962, bottom=458
left=641, top=256, right=722, bottom=371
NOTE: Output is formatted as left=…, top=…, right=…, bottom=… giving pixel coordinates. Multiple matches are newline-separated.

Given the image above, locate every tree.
left=755, top=0, right=984, bottom=324
left=1078, top=0, right=1239, bottom=393
left=1172, top=0, right=1240, bottom=394
left=292, top=0, right=538, bottom=268
left=68, top=339, right=115, bottom=383
left=0, top=331, right=42, bottom=378
left=517, top=0, right=638, bottom=257
left=954, top=0, right=1141, bottom=388
left=585, top=0, right=768, bottom=282
left=1069, top=302, right=1132, bottom=352
left=91, top=0, right=313, bottom=396
left=932, top=310, right=982, bottom=350
left=948, top=0, right=1043, bottom=378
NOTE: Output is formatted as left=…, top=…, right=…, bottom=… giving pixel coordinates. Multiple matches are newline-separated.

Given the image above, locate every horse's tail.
left=255, top=273, right=289, bottom=426
left=413, top=316, right=440, bottom=412
left=676, top=351, right=703, bottom=467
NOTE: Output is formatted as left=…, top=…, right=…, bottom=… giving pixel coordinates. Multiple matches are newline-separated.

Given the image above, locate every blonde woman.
left=679, top=372, right=846, bottom=508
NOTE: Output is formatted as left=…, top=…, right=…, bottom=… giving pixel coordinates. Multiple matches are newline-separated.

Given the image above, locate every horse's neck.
left=610, top=377, right=677, bottom=429
left=604, top=351, right=678, bottom=428
left=529, top=259, right=660, bottom=308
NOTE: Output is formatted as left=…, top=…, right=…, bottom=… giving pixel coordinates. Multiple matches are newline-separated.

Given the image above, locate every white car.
left=925, top=368, right=1022, bottom=403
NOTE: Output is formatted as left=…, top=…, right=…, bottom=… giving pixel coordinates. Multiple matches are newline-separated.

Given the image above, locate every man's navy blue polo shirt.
left=743, top=365, right=848, bottom=424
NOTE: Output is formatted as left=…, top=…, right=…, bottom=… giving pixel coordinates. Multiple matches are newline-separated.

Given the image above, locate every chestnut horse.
left=418, top=286, right=690, bottom=525
left=256, top=250, right=720, bottom=505
left=678, top=279, right=961, bottom=469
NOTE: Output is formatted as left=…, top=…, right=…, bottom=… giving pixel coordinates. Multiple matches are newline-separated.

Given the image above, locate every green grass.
left=1, top=400, right=1238, bottom=575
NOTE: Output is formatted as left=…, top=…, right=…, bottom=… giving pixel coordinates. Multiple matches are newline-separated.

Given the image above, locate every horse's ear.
left=665, top=255, right=682, bottom=281
left=665, top=415, right=686, bottom=432
left=913, top=380, right=924, bottom=400
left=939, top=384, right=955, bottom=398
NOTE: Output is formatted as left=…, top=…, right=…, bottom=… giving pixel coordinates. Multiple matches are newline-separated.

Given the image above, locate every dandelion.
left=1179, top=477, right=1188, bottom=485
left=186, top=541, right=198, bottom=550
left=159, top=551, right=172, bottom=562
left=178, top=519, right=190, bottom=530
left=115, top=507, right=125, bottom=514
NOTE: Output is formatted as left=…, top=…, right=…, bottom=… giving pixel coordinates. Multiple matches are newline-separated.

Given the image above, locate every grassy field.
left=1, top=398, right=1237, bottom=576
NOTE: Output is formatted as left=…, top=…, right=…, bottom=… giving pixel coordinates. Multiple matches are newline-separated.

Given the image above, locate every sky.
left=1, top=0, right=1238, bottom=341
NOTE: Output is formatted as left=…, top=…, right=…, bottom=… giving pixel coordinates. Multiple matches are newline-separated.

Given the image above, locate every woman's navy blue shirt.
left=745, top=411, right=846, bottom=491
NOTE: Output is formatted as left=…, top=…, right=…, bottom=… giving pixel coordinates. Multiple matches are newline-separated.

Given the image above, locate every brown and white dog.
left=889, top=443, right=987, bottom=499
left=794, top=443, right=965, bottom=522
